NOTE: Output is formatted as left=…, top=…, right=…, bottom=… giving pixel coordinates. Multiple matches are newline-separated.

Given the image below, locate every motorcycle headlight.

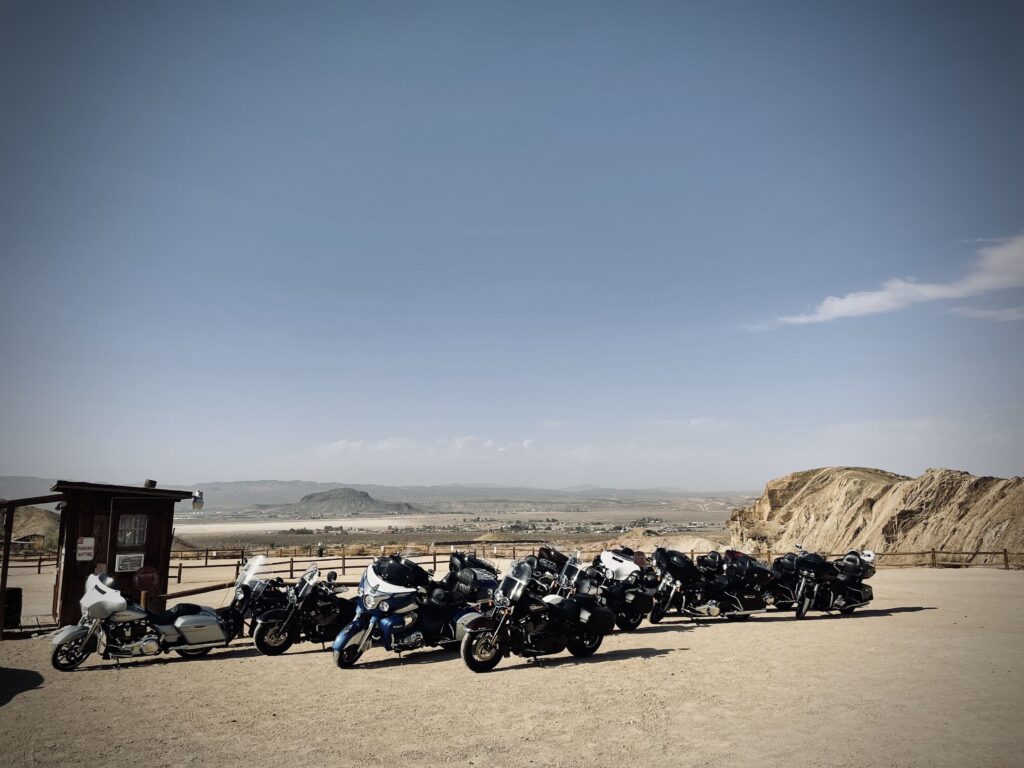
left=234, top=587, right=246, bottom=601
left=363, top=594, right=378, bottom=610
left=493, top=591, right=509, bottom=607
left=379, top=600, right=391, bottom=613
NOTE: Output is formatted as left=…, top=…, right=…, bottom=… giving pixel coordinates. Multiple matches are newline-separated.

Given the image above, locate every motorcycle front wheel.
left=461, top=631, right=502, bottom=673
left=615, top=610, right=644, bottom=632
left=254, top=621, right=295, bottom=656
left=566, top=631, right=603, bottom=658
left=795, top=593, right=813, bottom=619
left=51, top=638, right=93, bottom=671
left=333, top=644, right=363, bottom=668
left=648, top=603, right=666, bottom=624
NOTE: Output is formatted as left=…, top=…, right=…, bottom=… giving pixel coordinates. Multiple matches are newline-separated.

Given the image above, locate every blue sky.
left=1, top=2, right=1022, bottom=489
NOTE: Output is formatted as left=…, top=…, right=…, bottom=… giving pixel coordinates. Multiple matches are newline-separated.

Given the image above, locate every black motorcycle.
left=460, top=558, right=615, bottom=672
left=647, top=547, right=704, bottom=623
left=794, top=550, right=876, bottom=619
left=231, top=555, right=289, bottom=636
left=586, top=547, right=655, bottom=631
left=253, top=564, right=357, bottom=655
left=687, top=549, right=781, bottom=621
left=769, top=546, right=814, bottom=611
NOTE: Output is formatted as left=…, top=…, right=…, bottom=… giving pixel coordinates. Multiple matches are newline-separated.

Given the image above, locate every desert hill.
left=280, top=487, right=417, bottom=517
left=0, top=501, right=60, bottom=548
left=728, top=467, right=1024, bottom=554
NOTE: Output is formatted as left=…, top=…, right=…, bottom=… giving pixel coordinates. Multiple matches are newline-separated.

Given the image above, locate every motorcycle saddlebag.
left=572, top=594, right=615, bottom=634
left=175, top=610, right=226, bottom=645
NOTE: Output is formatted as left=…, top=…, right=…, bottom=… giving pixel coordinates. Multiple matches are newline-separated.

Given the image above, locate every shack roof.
left=49, top=480, right=194, bottom=501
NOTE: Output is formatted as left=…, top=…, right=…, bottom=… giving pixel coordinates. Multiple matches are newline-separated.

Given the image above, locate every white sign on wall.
left=76, top=537, right=95, bottom=562
left=115, top=553, right=144, bottom=572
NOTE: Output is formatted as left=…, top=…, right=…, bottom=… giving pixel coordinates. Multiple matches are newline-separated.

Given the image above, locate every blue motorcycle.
left=332, top=552, right=498, bottom=668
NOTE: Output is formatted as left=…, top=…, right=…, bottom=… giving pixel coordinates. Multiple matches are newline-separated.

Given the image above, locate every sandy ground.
left=1, top=568, right=1022, bottom=768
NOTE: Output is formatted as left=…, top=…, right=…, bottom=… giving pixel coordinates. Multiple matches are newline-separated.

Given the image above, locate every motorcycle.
left=231, top=555, right=289, bottom=634
left=586, top=547, right=655, bottom=630
left=794, top=549, right=876, bottom=619
left=253, top=563, right=357, bottom=655
left=688, top=549, right=780, bottom=621
left=460, top=557, right=616, bottom=672
left=769, top=546, right=813, bottom=611
left=50, top=561, right=258, bottom=671
left=332, top=552, right=498, bottom=668
left=647, top=547, right=703, bottom=623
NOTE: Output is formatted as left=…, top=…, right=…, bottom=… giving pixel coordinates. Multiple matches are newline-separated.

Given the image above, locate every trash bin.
left=3, top=586, right=22, bottom=629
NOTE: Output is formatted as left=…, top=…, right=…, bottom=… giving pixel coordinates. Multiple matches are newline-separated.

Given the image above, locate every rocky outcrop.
left=728, top=467, right=1024, bottom=555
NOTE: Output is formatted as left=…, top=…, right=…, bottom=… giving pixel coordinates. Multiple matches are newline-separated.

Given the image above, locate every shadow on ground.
left=739, top=606, right=937, bottom=623
left=0, top=667, right=44, bottom=706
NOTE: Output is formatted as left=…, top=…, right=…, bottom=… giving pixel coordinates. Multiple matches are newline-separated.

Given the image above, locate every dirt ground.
left=1, top=568, right=1022, bottom=768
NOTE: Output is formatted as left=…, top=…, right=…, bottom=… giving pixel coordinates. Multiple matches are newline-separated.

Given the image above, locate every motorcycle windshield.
left=498, top=561, right=533, bottom=604
left=294, top=564, right=320, bottom=600
left=235, top=555, right=269, bottom=589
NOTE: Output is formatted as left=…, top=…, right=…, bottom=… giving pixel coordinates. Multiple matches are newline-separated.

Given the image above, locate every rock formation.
left=728, top=467, right=1024, bottom=556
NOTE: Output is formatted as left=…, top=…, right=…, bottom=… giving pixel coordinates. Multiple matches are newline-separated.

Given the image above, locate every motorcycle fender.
left=453, top=610, right=482, bottom=642
left=331, top=613, right=370, bottom=653
left=464, top=614, right=500, bottom=633
left=255, top=607, right=290, bottom=627
left=51, top=624, right=88, bottom=646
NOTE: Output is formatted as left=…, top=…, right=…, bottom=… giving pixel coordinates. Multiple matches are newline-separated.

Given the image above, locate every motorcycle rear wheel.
left=254, top=621, right=295, bottom=656
left=51, top=639, right=92, bottom=671
left=461, top=631, right=502, bottom=673
left=566, top=632, right=603, bottom=658
left=175, top=647, right=213, bottom=658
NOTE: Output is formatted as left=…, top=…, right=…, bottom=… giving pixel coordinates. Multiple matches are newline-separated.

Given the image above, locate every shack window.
left=117, top=514, right=148, bottom=547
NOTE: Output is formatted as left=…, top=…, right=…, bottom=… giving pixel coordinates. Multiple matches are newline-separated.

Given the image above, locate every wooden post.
left=0, top=507, right=14, bottom=639
left=512, top=546, right=516, bottom=560
left=432, top=549, right=438, bottom=572
left=235, top=561, right=241, bottom=578
left=691, top=550, right=695, bottom=562
left=766, top=548, right=772, bottom=565
left=1004, top=549, right=1010, bottom=570
left=140, top=590, right=149, bottom=608
left=341, top=547, right=346, bottom=576
left=204, top=549, right=209, bottom=567
left=289, top=558, right=295, bottom=579
left=930, top=549, right=937, bottom=568
left=177, top=561, right=183, bottom=583
left=240, top=547, right=246, bottom=563
left=37, top=555, right=43, bottom=574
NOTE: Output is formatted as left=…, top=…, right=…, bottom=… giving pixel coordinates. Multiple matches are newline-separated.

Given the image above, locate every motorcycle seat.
left=148, top=602, right=203, bottom=625
left=429, top=587, right=467, bottom=607
left=542, top=594, right=581, bottom=623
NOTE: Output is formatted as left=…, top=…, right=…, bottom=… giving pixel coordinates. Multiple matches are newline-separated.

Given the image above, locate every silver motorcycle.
left=50, top=560, right=261, bottom=671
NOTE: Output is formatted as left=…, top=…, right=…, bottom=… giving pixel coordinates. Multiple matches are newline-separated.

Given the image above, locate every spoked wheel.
left=566, top=631, right=603, bottom=658
left=254, top=622, right=295, bottom=656
left=615, top=610, right=644, bottom=632
left=334, top=643, right=363, bottom=669
left=648, top=603, right=666, bottom=624
left=51, top=638, right=93, bottom=671
left=795, top=594, right=813, bottom=619
left=175, top=647, right=213, bottom=658
left=461, top=631, right=502, bottom=673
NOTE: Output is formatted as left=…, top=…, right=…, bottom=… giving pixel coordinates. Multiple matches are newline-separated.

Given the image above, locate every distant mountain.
left=283, top=487, right=417, bottom=516
left=0, top=501, right=60, bottom=547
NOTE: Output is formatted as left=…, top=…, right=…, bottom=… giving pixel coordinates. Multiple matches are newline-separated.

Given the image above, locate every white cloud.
left=950, top=305, right=1024, bottom=322
left=779, top=235, right=1024, bottom=324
